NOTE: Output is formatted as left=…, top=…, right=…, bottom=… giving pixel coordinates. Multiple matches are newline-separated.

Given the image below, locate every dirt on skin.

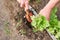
left=0, top=0, right=60, bottom=40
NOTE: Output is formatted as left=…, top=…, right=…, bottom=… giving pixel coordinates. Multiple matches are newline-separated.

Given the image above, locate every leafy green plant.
left=31, top=7, right=60, bottom=40
left=48, top=7, right=60, bottom=40
left=31, top=15, right=49, bottom=32
left=47, top=7, right=58, bottom=35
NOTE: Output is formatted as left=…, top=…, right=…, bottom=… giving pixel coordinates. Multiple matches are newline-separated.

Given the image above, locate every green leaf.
left=31, top=14, right=49, bottom=32
left=55, top=32, right=60, bottom=38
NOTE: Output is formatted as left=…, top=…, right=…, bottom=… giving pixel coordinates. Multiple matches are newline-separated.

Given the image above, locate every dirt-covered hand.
left=17, top=0, right=29, bottom=11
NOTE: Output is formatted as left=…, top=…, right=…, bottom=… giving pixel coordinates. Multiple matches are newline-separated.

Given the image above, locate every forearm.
left=44, top=0, right=59, bottom=10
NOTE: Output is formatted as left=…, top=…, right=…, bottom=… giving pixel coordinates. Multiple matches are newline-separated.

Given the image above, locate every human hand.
left=39, top=8, right=50, bottom=20
left=39, top=0, right=59, bottom=20
left=17, top=0, right=29, bottom=11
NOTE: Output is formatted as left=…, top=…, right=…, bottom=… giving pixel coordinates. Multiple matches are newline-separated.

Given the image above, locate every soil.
left=0, top=0, right=60, bottom=40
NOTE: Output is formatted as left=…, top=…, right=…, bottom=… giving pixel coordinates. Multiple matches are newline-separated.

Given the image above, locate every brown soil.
left=0, top=0, right=60, bottom=40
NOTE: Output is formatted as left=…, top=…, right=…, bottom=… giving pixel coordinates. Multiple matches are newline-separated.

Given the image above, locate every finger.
left=17, top=0, right=23, bottom=7
left=25, top=1, right=29, bottom=11
left=20, top=0, right=25, bottom=7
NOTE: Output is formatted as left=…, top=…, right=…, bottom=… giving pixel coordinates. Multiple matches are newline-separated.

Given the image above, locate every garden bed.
left=0, top=0, right=60, bottom=40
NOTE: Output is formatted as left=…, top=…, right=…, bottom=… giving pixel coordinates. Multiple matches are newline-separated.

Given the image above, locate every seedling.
left=4, top=21, right=11, bottom=35
left=19, top=29, right=26, bottom=35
